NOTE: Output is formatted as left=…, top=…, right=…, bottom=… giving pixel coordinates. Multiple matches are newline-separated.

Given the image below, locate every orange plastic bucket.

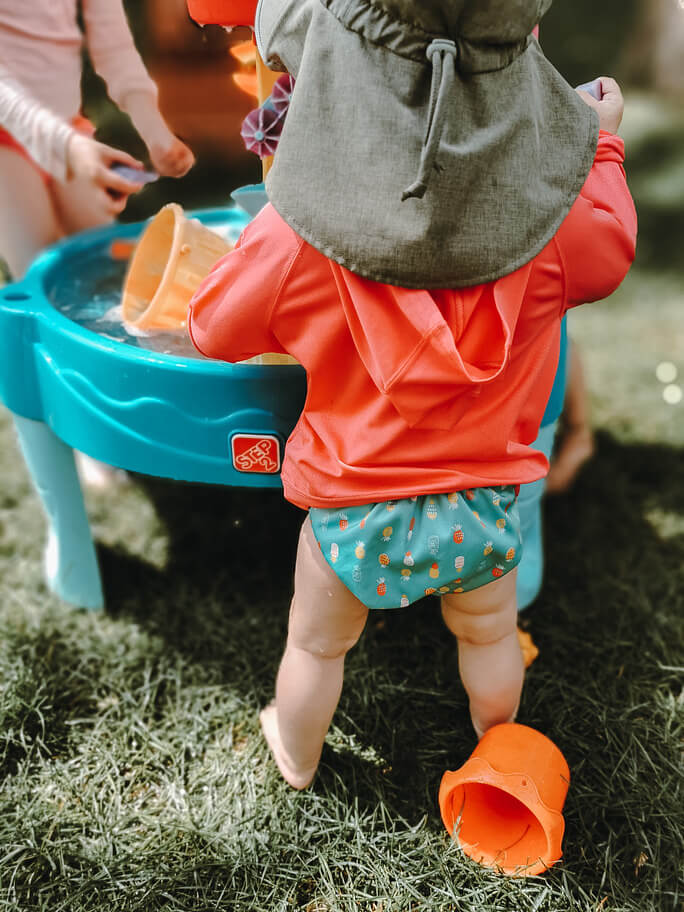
left=439, top=723, right=570, bottom=876
left=186, top=0, right=257, bottom=26
left=122, top=204, right=232, bottom=331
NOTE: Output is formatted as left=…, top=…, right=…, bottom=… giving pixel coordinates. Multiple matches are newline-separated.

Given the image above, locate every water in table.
left=48, top=220, right=245, bottom=359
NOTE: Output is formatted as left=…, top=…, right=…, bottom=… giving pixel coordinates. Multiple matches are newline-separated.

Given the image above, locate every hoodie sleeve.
left=556, top=131, right=637, bottom=308
left=188, top=210, right=297, bottom=362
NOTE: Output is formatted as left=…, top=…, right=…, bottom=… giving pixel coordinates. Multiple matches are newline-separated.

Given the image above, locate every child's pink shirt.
left=0, top=0, right=157, bottom=179
left=189, top=132, right=637, bottom=511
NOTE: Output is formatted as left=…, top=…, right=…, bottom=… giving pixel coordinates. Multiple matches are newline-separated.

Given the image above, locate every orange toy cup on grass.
left=122, top=203, right=232, bottom=331
left=439, top=723, right=570, bottom=876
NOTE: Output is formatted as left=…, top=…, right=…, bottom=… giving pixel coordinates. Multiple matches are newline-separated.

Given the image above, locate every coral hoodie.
left=189, top=132, right=636, bottom=511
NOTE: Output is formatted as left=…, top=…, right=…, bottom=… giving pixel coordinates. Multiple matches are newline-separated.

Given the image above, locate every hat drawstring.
left=402, top=39, right=458, bottom=202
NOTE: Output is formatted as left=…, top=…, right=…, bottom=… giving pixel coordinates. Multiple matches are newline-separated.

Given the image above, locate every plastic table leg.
left=516, top=421, right=557, bottom=611
left=12, top=413, right=104, bottom=610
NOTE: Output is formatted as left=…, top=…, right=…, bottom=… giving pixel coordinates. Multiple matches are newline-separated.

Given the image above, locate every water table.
left=0, top=206, right=306, bottom=610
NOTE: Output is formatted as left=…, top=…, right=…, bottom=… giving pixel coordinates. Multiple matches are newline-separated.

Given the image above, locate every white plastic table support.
left=12, top=413, right=104, bottom=610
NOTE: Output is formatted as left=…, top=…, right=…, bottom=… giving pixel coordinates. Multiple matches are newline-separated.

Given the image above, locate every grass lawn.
left=0, top=94, right=682, bottom=911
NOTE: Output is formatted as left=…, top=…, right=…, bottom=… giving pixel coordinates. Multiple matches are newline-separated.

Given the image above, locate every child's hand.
left=66, top=133, right=146, bottom=215
left=576, top=77, right=624, bottom=134
left=147, top=134, right=195, bottom=178
left=122, top=92, right=195, bottom=178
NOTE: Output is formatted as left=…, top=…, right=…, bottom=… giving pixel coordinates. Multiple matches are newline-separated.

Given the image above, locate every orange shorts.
left=0, top=115, right=95, bottom=184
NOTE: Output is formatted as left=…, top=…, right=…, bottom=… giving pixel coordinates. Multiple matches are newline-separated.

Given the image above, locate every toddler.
left=189, top=0, right=637, bottom=788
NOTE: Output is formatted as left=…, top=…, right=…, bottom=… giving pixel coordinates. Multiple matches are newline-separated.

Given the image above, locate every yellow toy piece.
left=517, top=627, right=539, bottom=669
left=230, top=39, right=257, bottom=66
left=232, top=71, right=258, bottom=99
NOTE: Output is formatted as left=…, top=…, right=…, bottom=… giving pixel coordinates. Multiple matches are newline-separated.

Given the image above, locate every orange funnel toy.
left=186, top=0, right=257, bottom=25
left=439, top=723, right=570, bottom=876
left=186, top=0, right=280, bottom=175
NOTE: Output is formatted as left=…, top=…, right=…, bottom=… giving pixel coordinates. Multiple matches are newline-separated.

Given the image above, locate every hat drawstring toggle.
left=402, top=38, right=458, bottom=202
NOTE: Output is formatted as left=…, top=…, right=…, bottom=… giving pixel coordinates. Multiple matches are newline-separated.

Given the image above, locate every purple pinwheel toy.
left=240, top=74, right=296, bottom=160
left=240, top=106, right=284, bottom=159
left=270, top=74, right=295, bottom=115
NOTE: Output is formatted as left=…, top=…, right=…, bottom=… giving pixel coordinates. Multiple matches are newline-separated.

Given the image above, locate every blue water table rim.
left=0, top=205, right=306, bottom=487
left=0, top=206, right=288, bottom=374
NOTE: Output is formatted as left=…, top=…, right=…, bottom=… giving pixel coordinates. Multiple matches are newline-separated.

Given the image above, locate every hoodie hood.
left=330, top=260, right=533, bottom=430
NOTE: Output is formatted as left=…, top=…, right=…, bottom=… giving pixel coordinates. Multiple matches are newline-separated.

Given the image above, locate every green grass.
left=0, top=94, right=683, bottom=911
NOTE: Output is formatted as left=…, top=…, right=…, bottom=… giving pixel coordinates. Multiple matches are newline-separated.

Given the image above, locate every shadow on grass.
left=1, top=425, right=681, bottom=910
left=98, top=480, right=301, bottom=638
left=96, top=429, right=683, bottom=820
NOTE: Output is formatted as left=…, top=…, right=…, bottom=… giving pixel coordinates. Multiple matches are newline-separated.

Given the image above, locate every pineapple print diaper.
left=309, top=486, right=522, bottom=610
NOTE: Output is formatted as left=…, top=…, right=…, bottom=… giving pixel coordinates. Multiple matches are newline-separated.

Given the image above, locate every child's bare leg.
left=0, top=148, right=61, bottom=278
left=261, top=515, right=369, bottom=788
left=545, top=344, right=594, bottom=494
left=441, top=570, right=524, bottom=739
left=0, top=150, right=124, bottom=493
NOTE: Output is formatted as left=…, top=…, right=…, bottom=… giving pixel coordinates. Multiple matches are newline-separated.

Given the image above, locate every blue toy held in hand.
left=576, top=78, right=603, bottom=101
left=109, top=162, right=159, bottom=185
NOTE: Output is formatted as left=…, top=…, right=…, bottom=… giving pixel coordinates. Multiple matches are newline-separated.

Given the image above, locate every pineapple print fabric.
left=309, top=486, right=522, bottom=610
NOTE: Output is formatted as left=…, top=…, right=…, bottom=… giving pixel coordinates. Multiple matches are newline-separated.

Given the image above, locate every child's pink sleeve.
left=0, top=63, right=75, bottom=180
left=82, top=0, right=159, bottom=108
left=188, top=215, right=298, bottom=362
left=556, top=132, right=637, bottom=308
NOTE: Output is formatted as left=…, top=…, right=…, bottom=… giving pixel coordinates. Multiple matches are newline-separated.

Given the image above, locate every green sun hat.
left=255, top=0, right=599, bottom=288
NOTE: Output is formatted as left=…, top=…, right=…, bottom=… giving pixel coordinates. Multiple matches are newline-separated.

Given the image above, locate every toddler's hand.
left=66, top=133, right=147, bottom=216
left=147, top=134, right=195, bottom=178
left=576, top=76, right=624, bottom=134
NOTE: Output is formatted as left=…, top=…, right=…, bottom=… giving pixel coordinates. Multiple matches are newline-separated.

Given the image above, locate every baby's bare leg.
left=261, top=515, right=369, bottom=788
left=441, top=570, right=523, bottom=739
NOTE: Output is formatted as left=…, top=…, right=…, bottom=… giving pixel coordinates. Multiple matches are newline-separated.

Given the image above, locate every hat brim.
left=256, top=0, right=599, bottom=288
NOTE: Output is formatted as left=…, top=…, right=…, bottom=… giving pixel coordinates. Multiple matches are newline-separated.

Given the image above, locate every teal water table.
left=0, top=202, right=567, bottom=613
left=0, top=206, right=306, bottom=610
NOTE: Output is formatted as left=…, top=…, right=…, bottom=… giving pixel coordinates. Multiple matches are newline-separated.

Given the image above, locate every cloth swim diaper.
left=310, top=485, right=522, bottom=610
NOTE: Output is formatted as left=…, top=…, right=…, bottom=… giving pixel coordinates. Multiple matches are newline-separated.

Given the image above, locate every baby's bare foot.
left=259, top=704, right=318, bottom=790
left=545, top=425, right=594, bottom=494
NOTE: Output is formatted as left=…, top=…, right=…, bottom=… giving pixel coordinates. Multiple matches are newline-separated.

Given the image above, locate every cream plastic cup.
left=122, top=203, right=232, bottom=331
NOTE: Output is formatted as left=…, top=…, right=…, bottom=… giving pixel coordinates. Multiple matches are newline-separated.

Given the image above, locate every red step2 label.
left=231, top=434, right=281, bottom=474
